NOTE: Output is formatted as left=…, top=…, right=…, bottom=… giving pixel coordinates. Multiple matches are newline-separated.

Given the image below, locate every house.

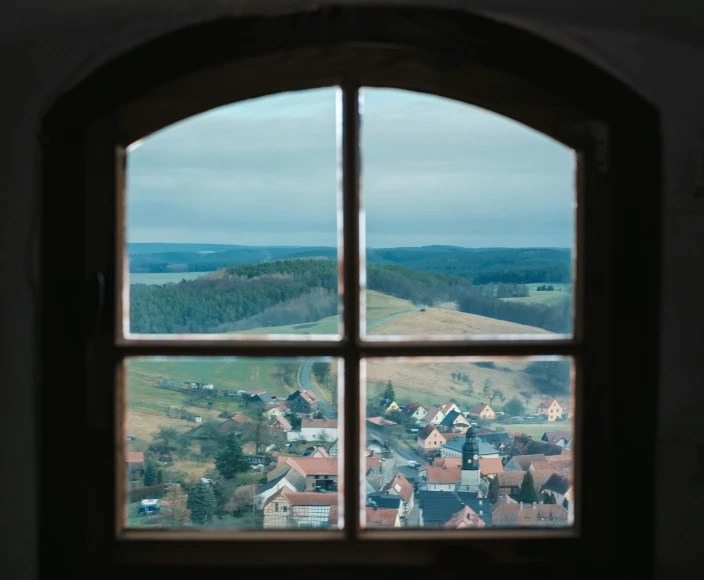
left=311, top=446, right=330, bottom=458
left=478, top=457, right=504, bottom=476
left=365, top=506, right=401, bottom=528
left=395, top=465, right=422, bottom=486
left=271, top=456, right=338, bottom=491
left=536, top=397, right=564, bottom=421
left=420, top=406, right=446, bottom=427
left=266, top=401, right=290, bottom=418
left=273, top=414, right=292, bottom=432
left=417, top=490, right=492, bottom=527
left=469, top=402, right=497, bottom=420
left=217, top=413, right=254, bottom=434
left=417, top=425, right=448, bottom=455
left=437, top=410, right=471, bottom=432
left=249, top=392, right=274, bottom=405
left=561, top=403, right=575, bottom=420
left=126, top=451, right=145, bottom=478
left=402, top=402, right=428, bottom=423
left=419, top=465, right=461, bottom=491
left=256, top=465, right=307, bottom=506
left=383, top=473, right=414, bottom=517
left=367, top=492, right=403, bottom=516
left=503, top=454, right=547, bottom=472
left=541, top=431, right=572, bottom=448
left=384, top=401, right=400, bottom=414
left=492, top=501, right=569, bottom=527
left=496, top=470, right=555, bottom=498
left=444, top=505, right=487, bottom=529
left=366, top=416, right=398, bottom=435
left=511, top=435, right=565, bottom=457
left=286, top=389, right=320, bottom=416
left=529, top=459, right=572, bottom=476
left=440, top=401, right=461, bottom=416
left=263, top=488, right=338, bottom=529
left=539, top=473, right=571, bottom=505
left=440, top=437, right=500, bottom=459
left=295, top=418, right=338, bottom=442
left=433, top=457, right=462, bottom=469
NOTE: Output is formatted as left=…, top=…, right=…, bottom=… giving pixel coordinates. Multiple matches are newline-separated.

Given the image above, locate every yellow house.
left=469, top=403, right=496, bottom=420
left=537, top=397, right=564, bottom=422
left=384, top=401, right=400, bottom=414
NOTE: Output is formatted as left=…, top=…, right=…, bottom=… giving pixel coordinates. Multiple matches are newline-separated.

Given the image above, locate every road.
left=295, top=305, right=425, bottom=420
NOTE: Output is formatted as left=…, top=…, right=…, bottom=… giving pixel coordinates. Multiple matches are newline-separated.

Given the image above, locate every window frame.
left=40, top=6, right=660, bottom=573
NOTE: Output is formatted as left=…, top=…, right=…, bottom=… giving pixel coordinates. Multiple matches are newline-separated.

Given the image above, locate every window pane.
left=362, top=357, right=574, bottom=529
left=123, top=357, right=342, bottom=530
left=360, top=88, right=575, bottom=339
left=125, top=88, right=341, bottom=337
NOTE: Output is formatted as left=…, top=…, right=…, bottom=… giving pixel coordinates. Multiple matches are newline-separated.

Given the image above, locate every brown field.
left=368, top=304, right=551, bottom=337
left=126, top=406, right=223, bottom=441
left=171, top=458, right=216, bottom=482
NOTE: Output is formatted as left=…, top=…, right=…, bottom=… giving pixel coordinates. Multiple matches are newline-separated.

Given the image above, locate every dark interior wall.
left=1, top=1, right=703, bottom=578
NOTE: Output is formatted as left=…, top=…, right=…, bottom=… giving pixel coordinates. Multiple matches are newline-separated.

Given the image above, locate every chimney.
left=533, top=502, right=537, bottom=509
left=519, top=501, right=523, bottom=509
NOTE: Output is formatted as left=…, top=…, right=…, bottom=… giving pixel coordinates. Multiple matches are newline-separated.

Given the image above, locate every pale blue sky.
left=127, top=88, right=575, bottom=248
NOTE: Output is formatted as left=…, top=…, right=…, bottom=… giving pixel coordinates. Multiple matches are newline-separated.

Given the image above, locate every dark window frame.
left=40, top=6, right=660, bottom=574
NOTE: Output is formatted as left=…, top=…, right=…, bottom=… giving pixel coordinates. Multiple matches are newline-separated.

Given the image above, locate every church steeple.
left=462, top=425, right=480, bottom=471
left=458, top=425, right=481, bottom=493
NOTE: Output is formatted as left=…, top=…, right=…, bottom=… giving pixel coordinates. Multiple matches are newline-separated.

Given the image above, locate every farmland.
left=501, top=283, right=572, bottom=307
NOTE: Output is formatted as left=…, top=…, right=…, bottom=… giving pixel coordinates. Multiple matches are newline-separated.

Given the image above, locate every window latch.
left=559, top=120, right=609, bottom=174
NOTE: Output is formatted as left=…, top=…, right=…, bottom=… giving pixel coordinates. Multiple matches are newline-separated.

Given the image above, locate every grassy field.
left=506, top=420, right=573, bottom=440
left=130, top=272, right=209, bottom=285
left=502, top=283, right=572, bottom=307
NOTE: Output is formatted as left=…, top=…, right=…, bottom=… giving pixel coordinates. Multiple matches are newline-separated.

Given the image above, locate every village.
left=126, top=380, right=574, bottom=530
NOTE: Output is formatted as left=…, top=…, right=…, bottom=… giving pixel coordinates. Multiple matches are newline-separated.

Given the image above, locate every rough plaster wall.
left=1, top=1, right=703, bottom=578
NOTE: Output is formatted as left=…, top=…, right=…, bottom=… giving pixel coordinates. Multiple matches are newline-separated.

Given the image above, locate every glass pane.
left=125, top=88, right=341, bottom=337
left=362, top=357, right=574, bottom=529
left=361, top=88, right=575, bottom=339
left=123, top=357, right=342, bottom=530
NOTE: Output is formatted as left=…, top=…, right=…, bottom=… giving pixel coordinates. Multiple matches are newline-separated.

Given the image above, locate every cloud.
left=127, top=87, right=574, bottom=248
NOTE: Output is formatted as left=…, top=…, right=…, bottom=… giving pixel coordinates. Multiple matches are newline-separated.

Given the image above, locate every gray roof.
left=540, top=473, right=571, bottom=495
left=439, top=410, right=462, bottom=427
left=442, top=437, right=497, bottom=456
left=417, top=491, right=493, bottom=526
left=367, top=492, right=402, bottom=510
left=396, top=466, right=421, bottom=483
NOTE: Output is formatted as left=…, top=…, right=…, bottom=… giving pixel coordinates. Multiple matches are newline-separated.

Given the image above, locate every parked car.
left=407, top=460, right=420, bottom=468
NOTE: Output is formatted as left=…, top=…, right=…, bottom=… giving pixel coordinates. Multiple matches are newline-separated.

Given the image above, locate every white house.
left=402, top=402, right=428, bottom=423
left=267, top=401, right=290, bottom=418
left=420, top=406, right=446, bottom=427
left=287, top=419, right=338, bottom=442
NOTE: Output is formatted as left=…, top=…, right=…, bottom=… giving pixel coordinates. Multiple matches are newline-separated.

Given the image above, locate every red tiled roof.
left=470, top=402, right=490, bottom=414
left=402, top=402, right=425, bottom=415
left=231, top=413, right=254, bottom=424
left=497, top=470, right=555, bottom=490
left=422, top=465, right=461, bottom=484
left=444, top=505, right=486, bottom=528
left=126, top=451, right=144, bottom=466
left=284, top=457, right=338, bottom=477
left=365, top=455, right=382, bottom=474
left=433, top=457, right=462, bottom=469
left=478, top=457, right=504, bottom=475
left=508, top=454, right=547, bottom=470
left=366, top=416, right=398, bottom=427
left=538, top=397, right=560, bottom=409
left=418, top=424, right=443, bottom=441
left=422, top=406, right=443, bottom=422
left=366, top=507, right=399, bottom=527
left=299, top=390, right=320, bottom=405
left=302, top=418, right=338, bottom=429
left=264, top=488, right=338, bottom=508
left=276, top=415, right=292, bottom=431
left=440, top=402, right=458, bottom=414
left=492, top=502, right=568, bottom=526
left=385, top=473, right=414, bottom=503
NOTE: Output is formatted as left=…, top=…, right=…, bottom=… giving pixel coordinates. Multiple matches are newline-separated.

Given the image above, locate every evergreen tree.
left=541, top=492, right=556, bottom=504
left=518, top=471, right=539, bottom=504
left=186, top=482, right=216, bottom=525
left=143, top=459, right=158, bottom=486
left=487, top=476, right=499, bottom=503
left=156, top=469, right=163, bottom=485
left=383, top=381, right=395, bottom=403
left=215, top=432, right=250, bottom=480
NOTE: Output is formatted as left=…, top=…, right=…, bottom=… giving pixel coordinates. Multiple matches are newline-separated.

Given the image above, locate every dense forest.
left=130, top=260, right=571, bottom=334
left=128, top=244, right=572, bottom=285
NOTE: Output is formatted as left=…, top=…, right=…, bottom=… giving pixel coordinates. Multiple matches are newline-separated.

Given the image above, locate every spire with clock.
left=457, top=424, right=481, bottom=492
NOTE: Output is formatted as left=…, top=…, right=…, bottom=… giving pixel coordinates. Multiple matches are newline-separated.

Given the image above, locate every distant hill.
left=130, top=260, right=571, bottom=334
left=128, top=244, right=572, bottom=284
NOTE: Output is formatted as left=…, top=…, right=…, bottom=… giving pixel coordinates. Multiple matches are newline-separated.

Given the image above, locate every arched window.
left=41, top=6, right=659, bottom=571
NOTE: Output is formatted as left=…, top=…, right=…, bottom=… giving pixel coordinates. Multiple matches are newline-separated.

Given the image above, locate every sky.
left=126, top=88, right=575, bottom=248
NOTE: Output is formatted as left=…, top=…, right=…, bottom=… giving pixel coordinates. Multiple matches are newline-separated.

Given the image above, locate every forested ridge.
left=129, top=244, right=571, bottom=285
left=130, top=260, right=571, bottom=334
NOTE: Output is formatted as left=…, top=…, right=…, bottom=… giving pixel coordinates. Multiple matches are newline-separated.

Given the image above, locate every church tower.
left=458, top=425, right=480, bottom=492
